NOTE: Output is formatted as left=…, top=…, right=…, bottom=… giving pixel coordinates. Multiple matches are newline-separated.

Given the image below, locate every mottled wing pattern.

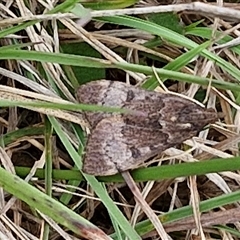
left=82, top=115, right=169, bottom=176
left=76, top=80, right=165, bottom=128
left=77, top=80, right=218, bottom=176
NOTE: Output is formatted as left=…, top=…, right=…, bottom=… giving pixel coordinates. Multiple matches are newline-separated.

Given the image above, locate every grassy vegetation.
left=0, top=1, right=240, bottom=239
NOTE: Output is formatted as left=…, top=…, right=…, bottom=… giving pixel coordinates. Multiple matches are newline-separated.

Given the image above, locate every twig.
left=2, top=2, right=240, bottom=26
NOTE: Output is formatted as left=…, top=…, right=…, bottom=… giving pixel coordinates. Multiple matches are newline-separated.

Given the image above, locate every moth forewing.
left=77, top=80, right=218, bottom=176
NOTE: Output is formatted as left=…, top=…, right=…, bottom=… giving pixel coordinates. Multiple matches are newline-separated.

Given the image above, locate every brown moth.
left=76, top=80, right=218, bottom=176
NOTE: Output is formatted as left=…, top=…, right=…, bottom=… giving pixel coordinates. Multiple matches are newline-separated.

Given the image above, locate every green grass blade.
left=49, top=116, right=141, bottom=240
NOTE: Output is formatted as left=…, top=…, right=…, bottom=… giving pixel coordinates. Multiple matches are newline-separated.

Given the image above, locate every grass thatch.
left=1, top=1, right=240, bottom=239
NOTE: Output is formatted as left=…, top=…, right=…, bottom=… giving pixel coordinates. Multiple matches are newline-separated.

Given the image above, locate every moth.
left=76, top=80, right=218, bottom=176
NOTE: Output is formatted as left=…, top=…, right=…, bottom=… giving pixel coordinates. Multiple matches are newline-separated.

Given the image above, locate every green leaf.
left=61, top=42, right=105, bottom=85
left=80, top=0, right=139, bottom=10
left=147, top=12, right=183, bottom=34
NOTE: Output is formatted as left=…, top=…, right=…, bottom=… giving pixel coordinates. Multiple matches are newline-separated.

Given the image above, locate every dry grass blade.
left=165, top=207, right=240, bottom=233
left=91, top=2, right=240, bottom=21
left=0, top=91, right=87, bottom=127
left=121, top=171, right=170, bottom=240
